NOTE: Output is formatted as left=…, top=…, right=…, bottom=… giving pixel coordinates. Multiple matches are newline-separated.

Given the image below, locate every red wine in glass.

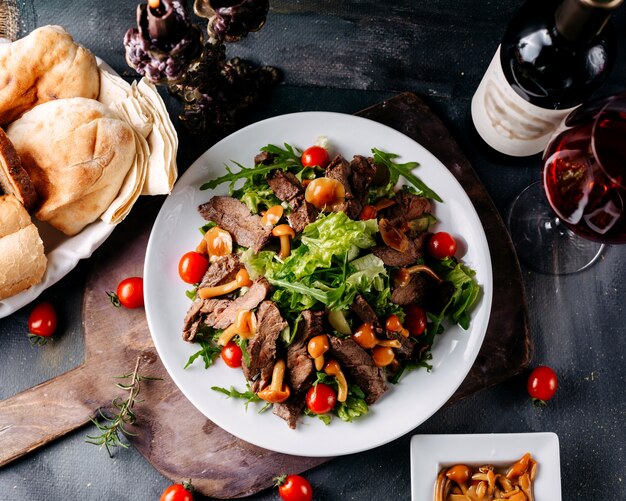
left=508, top=93, right=626, bottom=274
left=543, top=107, right=626, bottom=244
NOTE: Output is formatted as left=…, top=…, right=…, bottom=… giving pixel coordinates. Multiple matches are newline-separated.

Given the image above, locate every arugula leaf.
left=235, top=336, right=251, bottom=367
left=200, top=143, right=304, bottom=192
left=184, top=339, right=221, bottom=369
left=304, top=408, right=332, bottom=425
left=336, top=385, right=369, bottom=422
left=259, top=143, right=303, bottom=171
left=389, top=353, right=434, bottom=384
left=211, top=384, right=268, bottom=412
left=372, top=148, right=442, bottom=202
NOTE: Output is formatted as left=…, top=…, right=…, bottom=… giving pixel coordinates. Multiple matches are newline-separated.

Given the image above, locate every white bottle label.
left=471, top=46, right=578, bottom=157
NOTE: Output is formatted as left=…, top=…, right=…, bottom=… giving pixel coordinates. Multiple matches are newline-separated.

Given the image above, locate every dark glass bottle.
left=471, top=0, right=622, bottom=157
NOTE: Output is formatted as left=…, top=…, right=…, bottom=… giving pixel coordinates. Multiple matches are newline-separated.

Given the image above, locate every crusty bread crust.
left=0, top=194, right=46, bottom=300
left=7, top=98, right=136, bottom=236
left=0, top=127, right=37, bottom=211
left=0, top=25, right=100, bottom=126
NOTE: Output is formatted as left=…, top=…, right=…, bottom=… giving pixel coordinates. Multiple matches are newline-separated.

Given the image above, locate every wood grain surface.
left=0, top=94, right=530, bottom=498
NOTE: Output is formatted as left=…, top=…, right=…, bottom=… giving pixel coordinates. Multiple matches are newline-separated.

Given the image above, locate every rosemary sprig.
left=86, top=357, right=161, bottom=457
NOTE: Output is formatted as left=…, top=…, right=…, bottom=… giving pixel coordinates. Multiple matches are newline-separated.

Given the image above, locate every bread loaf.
left=0, top=25, right=100, bottom=126
left=0, top=194, right=46, bottom=301
left=7, top=98, right=136, bottom=235
left=0, top=127, right=37, bottom=211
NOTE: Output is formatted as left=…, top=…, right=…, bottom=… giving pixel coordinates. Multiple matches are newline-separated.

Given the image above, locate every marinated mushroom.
left=218, top=309, right=257, bottom=345
left=392, top=263, right=443, bottom=287
left=304, top=177, right=346, bottom=211
left=197, top=268, right=252, bottom=299
left=307, top=334, right=330, bottom=371
left=257, top=359, right=290, bottom=404
left=378, top=218, right=408, bottom=252
left=352, top=322, right=401, bottom=350
left=261, top=204, right=284, bottom=226
left=204, top=226, right=233, bottom=262
left=272, top=224, right=296, bottom=259
left=323, top=358, right=348, bottom=402
left=434, top=454, right=537, bottom=501
left=385, top=314, right=409, bottom=338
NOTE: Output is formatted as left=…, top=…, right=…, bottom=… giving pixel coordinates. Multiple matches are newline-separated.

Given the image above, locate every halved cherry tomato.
left=221, top=341, right=243, bottom=368
left=179, top=251, right=210, bottom=284
left=301, top=145, right=330, bottom=169
left=404, top=304, right=427, bottom=336
left=27, top=302, right=57, bottom=344
left=527, top=366, right=558, bottom=403
left=113, top=277, right=144, bottom=309
left=276, top=474, right=313, bottom=501
left=160, top=483, right=193, bottom=501
left=427, top=231, right=457, bottom=259
left=305, top=383, right=337, bottom=414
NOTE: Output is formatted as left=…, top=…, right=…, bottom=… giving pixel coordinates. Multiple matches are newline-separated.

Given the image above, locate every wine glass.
left=508, top=92, right=626, bottom=275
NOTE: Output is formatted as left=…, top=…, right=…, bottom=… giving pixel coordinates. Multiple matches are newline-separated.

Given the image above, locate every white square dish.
left=410, top=432, right=561, bottom=500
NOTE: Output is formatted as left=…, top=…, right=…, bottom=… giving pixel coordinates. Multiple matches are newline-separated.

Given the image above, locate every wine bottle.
left=471, top=0, right=623, bottom=157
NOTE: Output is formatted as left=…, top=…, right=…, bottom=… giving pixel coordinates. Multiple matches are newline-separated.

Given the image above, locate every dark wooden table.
left=0, top=1, right=625, bottom=500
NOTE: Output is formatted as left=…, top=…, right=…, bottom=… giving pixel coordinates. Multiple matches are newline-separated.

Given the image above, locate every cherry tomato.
left=305, top=383, right=337, bottom=414
left=28, top=302, right=57, bottom=337
left=160, top=483, right=193, bottom=501
left=527, top=366, right=558, bottom=403
left=301, top=145, right=330, bottom=169
left=276, top=474, right=313, bottom=501
left=110, top=277, right=144, bottom=309
left=27, top=302, right=57, bottom=344
left=221, top=341, right=243, bottom=368
left=404, top=304, right=427, bottom=336
left=428, top=231, right=457, bottom=259
left=179, top=251, right=209, bottom=284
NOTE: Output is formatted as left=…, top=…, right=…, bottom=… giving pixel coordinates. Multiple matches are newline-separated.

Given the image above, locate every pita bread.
left=0, top=194, right=46, bottom=301
left=6, top=98, right=136, bottom=235
left=97, top=66, right=178, bottom=224
left=0, top=25, right=100, bottom=126
left=0, top=127, right=37, bottom=210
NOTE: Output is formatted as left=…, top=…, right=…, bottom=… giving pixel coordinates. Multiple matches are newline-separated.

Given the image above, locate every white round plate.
left=144, top=112, right=493, bottom=457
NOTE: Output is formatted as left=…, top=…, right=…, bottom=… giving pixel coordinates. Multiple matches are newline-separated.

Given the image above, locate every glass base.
left=508, top=181, right=604, bottom=275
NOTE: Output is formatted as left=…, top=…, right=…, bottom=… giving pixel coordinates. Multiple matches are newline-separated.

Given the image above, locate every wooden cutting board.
left=0, top=93, right=531, bottom=498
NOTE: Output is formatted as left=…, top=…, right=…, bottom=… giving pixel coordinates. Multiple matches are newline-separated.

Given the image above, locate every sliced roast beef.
left=372, top=232, right=427, bottom=267
left=182, top=299, right=205, bottom=342
left=350, top=295, right=383, bottom=337
left=199, top=254, right=242, bottom=288
left=198, top=196, right=272, bottom=252
left=329, top=336, right=387, bottom=404
left=288, top=199, right=318, bottom=233
left=388, top=331, right=417, bottom=361
left=286, top=310, right=324, bottom=394
left=326, top=155, right=362, bottom=219
left=380, top=190, right=431, bottom=227
left=350, top=295, right=379, bottom=325
left=208, top=278, right=271, bottom=330
left=243, top=301, right=288, bottom=392
left=273, top=398, right=306, bottom=430
left=390, top=273, right=429, bottom=306
left=266, top=170, right=303, bottom=204
left=254, top=151, right=275, bottom=165
left=349, top=155, right=376, bottom=201
left=372, top=239, right=420, bottom=267
left=273, top=310, right=325, bottom=429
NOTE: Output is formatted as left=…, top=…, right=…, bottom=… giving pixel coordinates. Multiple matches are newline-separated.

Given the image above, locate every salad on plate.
left=178, top=139, right=481, bottom=429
